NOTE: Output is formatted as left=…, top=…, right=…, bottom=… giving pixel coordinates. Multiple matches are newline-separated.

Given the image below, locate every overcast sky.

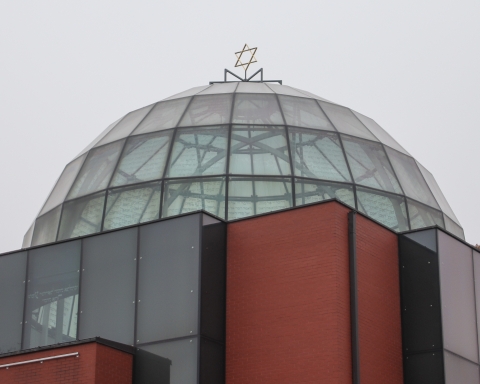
left=0, top=0, right=479, bottom=252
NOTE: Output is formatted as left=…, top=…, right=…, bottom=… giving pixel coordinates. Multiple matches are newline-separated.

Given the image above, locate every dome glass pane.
left=342, top=135, right=402, bottom=194
left=198, top=82, right=238, bottom=95
left=103, top=182, right=161, bottom=230
left=22, top=222, right=35, bottom=248
left=416, top=161, right=460, bottom=225
left=75, top=117, right=123, bottom=160
left=39, top=153, right=87, bottom=216
left=319, top=102, right=378, bottom=141
left=279, top=96, right=335, bottom=130
left=110, top=131, right=172, bottom=187
left=352, top=111, right=409, bottom=155
left=132, top=98, right=190, bottom=136
left=236, top=82, right=273, bottom=93
left=163, top=85, right=210, bottom=101
left=227, top=177, right=292, bottom=219
left=31, top=205, right=62, bottom=246
left=58, top=192, right=106, bottom=241
left=266, top=83, right=308, bottom=97
left=97, top=105, right=154, bottom=147
left=229, top=126, right=291, bottom=176
left=67, top=140, right=124, bottom=200
left=162, top=177, right=226, bottom=219
left=166, top=126, right=228, bottom=177
left=179, top=95, right=232, bottom=126
left=444, top=215, right=465, bottom=239
left=289, top=128, right=351, bottom=182
left=407, top=198, right=444, bottom=229
left=356, top=187, right=408, bottom=232
left=232, top=94, right=284, bottom=125
left=295, top=179, right=354, bottom=208
left=386, top=148, right=440, bottom=209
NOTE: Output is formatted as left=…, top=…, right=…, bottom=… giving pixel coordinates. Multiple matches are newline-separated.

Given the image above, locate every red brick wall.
left=226, top=202, right=352, bottom=384
left=0, top=342, right=133, bottom=384
left=95, top=344, right=133, bottom=384
left=356, top=214, right=403, bottom=384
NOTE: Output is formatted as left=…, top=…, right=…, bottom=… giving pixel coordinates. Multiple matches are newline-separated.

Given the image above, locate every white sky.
left=0, top=0, right=479, bottom=252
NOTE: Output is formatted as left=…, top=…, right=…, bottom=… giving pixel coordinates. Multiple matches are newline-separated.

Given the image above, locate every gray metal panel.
left=0, top=252, right=27, bottom=353
left=444, top=350, right=480, bottom=384
left=79, top=228, right=137, bottom=345
left=473, top=251, right=480, bottom=363
left=439, top=231, right=479, bottom=363
left=137, top=214, right=201, bottom=343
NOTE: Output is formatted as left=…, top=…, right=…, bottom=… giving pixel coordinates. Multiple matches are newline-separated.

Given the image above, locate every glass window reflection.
left=23, top=242, right=81, bottom=349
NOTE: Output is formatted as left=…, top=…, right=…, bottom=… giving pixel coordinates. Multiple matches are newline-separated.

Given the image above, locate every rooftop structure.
left=23, top=81, right=463, bottom=248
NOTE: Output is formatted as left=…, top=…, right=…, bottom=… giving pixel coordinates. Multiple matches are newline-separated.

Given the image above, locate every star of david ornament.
left=235, top=44, right=258, bottom=74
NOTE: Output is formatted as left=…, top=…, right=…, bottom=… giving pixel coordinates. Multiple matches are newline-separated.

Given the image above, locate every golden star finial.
left=235, top=44, right=258, bottom=74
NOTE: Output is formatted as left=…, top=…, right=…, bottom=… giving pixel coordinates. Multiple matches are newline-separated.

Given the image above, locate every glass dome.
left=22, top=82, right=464, bottom=247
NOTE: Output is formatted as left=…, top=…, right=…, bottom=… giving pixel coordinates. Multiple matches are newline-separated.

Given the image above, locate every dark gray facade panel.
left=404, top=352, right=444, bottom=384
left=199, top=338, right=225, bottom=384
left=399, top=236, right=442, bottom=354
left=138, top=337, right=198, bottom=384
left=474, top=251, right=480, bottom=362
left=134, top=348, right=172, bottom=384
left=444, top=350, right=480, bottom=384
left=438, top=230, right=479, bottom=363
left=200, top=223, right=226, bottom=342
left=23, top=241, right=81, bottom=349
left=137, top=214, right=201, bottom=344
left=0, top=251, right=27, bottom=354
left=79, top=228, right=137, bottom=345
left=404, top=229, right=437, bottom=252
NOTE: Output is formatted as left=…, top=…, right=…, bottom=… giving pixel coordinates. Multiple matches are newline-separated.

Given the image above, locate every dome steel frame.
left=23, top=82, right=464, bottom=248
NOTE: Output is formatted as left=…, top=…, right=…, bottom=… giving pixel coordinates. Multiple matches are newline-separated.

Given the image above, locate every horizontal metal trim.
left=0, top=352, right=79, bottom=369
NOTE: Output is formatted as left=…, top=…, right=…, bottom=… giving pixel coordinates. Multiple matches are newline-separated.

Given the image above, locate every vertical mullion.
left=76, top=240, right=84, bottom=341
left=134, top=226, right=141, bottom=346
left=196, top=214, right=203, bottom=383
left=348, top=211, right=361, bottom=384
left=225, top=84, right=239, bottom=220
left=20, top=250, right=30, bottom=350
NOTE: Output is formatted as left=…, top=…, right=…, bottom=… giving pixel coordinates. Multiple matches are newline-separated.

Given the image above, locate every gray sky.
left=0, top=0, right=479, bottom=252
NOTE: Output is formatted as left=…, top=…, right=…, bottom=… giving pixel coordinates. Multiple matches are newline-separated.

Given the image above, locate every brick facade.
left=0, top=341, right=133, bottom=384
left=226, top=203, right=353, bottom=383
left=225, top=202, right=403, bottom=384
left=356, top=214, right=403, bottom=384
